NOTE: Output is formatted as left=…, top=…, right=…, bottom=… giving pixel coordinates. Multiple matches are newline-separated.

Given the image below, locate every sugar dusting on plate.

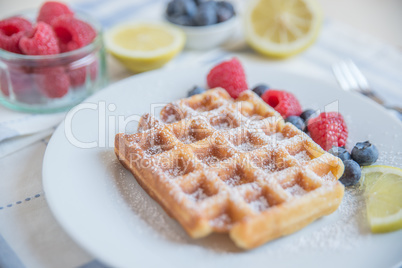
left=263, top=186, right=370, bottom=255
left=112, top=145, right=371, bottom=255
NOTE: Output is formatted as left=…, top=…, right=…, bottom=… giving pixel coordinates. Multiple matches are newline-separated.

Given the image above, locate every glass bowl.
left=0, top=10, right=107, bottom=113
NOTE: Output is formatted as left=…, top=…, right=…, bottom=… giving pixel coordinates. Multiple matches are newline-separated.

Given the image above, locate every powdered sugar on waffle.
left=211, top=121, right=232, bottom=130
left=179, top=135, right=197, bottom=144
left=147, top=145, right=163, bottom=155
left=322, top=171, right=336, bottom=181
left=285, top=184, right=307, bottom=197
left=201, top=156, right=220, bottom=165
left=234, top=142, right=257, bottom=152
left=225, top=175, right=242, bottom=187
left=262, top=132, right=285, bottom=143
left=261, top=161, right=278, bottom=173
left=293, top=151, right=311, bottom=163
left=210, top=213, right=232, bottom=229
left=188, top=188, right=209, bottom=202
left=165, top=166, right=186, bottom=177
left=249, top=196, right=270, bottom=212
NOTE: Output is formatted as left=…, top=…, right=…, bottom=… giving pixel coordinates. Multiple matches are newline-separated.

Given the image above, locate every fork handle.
left=362, top=91, right=402, bottom=114
left=361, top=91, right=384, bottom=105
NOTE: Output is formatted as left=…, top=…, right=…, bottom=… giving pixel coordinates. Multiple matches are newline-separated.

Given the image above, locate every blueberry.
left=351, top=141, right=379, bottom=166
left=216, top=1, right=235, bottom=22
left=285, top=116, right=305, bottom=131
left=300, top=109, right=316, bottom=122
left=167, top=15, right=193, bottom=26
left=328, top=146, right=352, bottom=162
left=194, top=0, right=207, bottom=5
left=166, top=0, right=197, bottom=18
left=194, top=2, right=218, bottom=26
left=339, top=160, right=361, bottom=186
left=166, top=1, right=177, bottom=16
left=252, top=84, right=269, bottom=97
left=187, top=85, right=206, bottom=97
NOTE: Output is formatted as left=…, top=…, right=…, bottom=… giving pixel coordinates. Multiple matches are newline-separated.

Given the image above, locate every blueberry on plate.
left=339, top=159, right=361, bottom=186
left=328, top=146, right=352, bottom=162
left=187, top=85, right=206, bottom=97
left=252, top=84, right=269, bottom=97
left=351, top=141, right=379, bottom=166
left=285, top=116, right=305, bottom=131
left=216, top=1, right=235, bottom=22
left=300, top=109, right=316, bottom=122
left=194, top=1, right=218, bottom=26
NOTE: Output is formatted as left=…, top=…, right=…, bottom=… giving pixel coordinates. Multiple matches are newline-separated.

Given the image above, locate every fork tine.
left=345, top=60, right=370, bottom=91
left=332, top=63, right=352, bottom=91
left=337, top=60, right=360, bottom=91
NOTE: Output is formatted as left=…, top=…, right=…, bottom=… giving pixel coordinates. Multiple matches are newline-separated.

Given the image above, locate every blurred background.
left=1, top=0, right=401, bottom=49
left=2, top=0, right=401, bottom=85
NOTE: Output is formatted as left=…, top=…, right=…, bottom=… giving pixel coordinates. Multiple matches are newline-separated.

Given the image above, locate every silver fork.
left=332, top=60, right=402, bottom=114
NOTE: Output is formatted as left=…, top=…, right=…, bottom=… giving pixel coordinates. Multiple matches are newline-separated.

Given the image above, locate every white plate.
left=43, top=59, right=402, bottom=268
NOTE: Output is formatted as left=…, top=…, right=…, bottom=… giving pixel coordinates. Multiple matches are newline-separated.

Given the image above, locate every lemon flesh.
left=104, top=23, right=185, bottom=72
left=361, top=165, right=402, bottom=233
left=244, top=0, right=322, bottom=58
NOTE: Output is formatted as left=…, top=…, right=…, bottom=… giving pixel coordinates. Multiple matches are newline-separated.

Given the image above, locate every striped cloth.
left=0, top=0, right=401, bottom=267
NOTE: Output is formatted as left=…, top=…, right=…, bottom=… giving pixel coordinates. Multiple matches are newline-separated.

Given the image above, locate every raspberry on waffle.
left=115, top=88, right=345, bottom=249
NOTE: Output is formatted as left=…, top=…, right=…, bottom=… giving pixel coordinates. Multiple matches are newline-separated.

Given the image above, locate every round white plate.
left=43, top=59, right=402, bottom=268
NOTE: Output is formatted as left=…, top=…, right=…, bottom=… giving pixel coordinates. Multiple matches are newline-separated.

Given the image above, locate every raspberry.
left=0, top=17, right=33, bottom=54
left=67, top=60, right=98, bottom=88
left=19, top=22, right=59, bottom=55
left=307, top=112, right=348, bottom=151
left=0, top=65, right=33, bottom=97
left=206, top=58, right=248, bottom=98
left=52, top=15, right=97, bottom=53
left=35, top=67, right=70, bottom=98
left=37, top=1, right=74, bottom=25
left=261, top=90, right=302, bottom=118
left=0, top=69, right=10, bottom=96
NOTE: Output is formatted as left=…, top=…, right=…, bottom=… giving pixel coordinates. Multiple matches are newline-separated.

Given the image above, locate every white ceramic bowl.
left=166, top=15, right=237, bottom=50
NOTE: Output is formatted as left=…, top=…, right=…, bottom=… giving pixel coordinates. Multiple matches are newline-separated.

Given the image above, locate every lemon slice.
left=244, top=0, right=322, bottom=58
left=104, top=22, right=185, bottom=72
left=361, top=165, right=402, bottom=233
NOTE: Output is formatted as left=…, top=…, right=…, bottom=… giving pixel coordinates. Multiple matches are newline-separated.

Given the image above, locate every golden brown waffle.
left=115, top=88, right=345, bottom=249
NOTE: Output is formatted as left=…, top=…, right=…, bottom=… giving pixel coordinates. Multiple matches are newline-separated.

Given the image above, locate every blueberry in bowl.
left=165, top=0, right=237, bottom=50
left=166, top=0, right=198, bottom=26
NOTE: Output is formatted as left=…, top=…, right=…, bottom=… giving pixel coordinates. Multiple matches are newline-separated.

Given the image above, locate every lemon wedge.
left=244, top=0, right=322, bottom=58
left=361, top=165, right=402, bottom=233
left=104, top=22, right=185, bottom=72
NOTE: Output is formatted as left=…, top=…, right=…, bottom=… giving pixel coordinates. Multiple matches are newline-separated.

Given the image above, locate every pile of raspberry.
left=0, top=1, right=97, bottom=98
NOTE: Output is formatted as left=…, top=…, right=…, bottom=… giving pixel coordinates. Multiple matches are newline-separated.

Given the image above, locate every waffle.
left=115, top=88, right=345, bottom=249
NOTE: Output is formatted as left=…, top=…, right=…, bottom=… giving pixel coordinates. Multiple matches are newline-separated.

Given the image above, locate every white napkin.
left=0, top=128, right=54, bottom=158
left=0, top=105, right=65, bottom=158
